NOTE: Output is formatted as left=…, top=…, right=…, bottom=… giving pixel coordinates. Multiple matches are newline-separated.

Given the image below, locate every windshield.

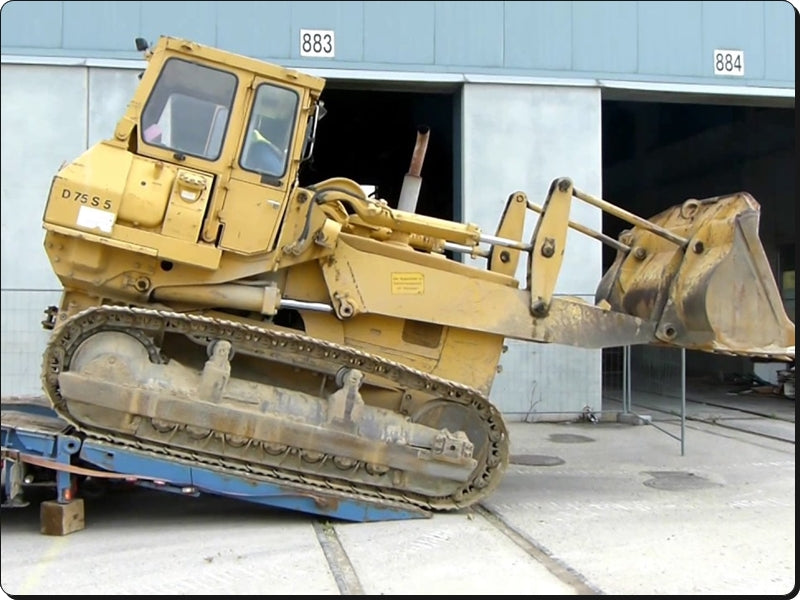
left=141, top=58, right=237, bottom=160
left=240, top=84, right=299, bottom=179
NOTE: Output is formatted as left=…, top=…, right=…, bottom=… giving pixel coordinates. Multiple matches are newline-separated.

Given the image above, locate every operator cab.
left=125, top=37, right=327, bottom=255
left=139, top=57, right=303, bottom=183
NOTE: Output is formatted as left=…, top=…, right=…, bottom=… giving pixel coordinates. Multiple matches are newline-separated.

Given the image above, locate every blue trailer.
left=1, top=398, right=428, bottom=534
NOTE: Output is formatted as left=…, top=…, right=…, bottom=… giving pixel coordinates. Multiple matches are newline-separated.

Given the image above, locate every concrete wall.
left=460, top=83, right=603, bottom=420
left=0, top=63, right=141, bottom=396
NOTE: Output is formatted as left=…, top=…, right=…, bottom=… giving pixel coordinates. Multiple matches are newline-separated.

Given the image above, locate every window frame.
left=140, top=57, right=239, bottom=162
left=238, top=82, right=301, bottom=181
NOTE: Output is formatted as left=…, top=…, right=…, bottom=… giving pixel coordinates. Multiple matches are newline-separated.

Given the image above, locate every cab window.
left=240, top=84, right=299, bottom=178
left=141, top=58, right=237, bottom=160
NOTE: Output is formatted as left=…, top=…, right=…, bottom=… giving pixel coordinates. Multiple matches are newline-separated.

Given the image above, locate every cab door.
left=216, top=79, right=302, bottom=255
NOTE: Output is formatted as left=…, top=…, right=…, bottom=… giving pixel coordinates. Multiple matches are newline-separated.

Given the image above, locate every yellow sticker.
left=782, top=270, right=794, bottom=291
left=391, top=272, right=424, bottom=295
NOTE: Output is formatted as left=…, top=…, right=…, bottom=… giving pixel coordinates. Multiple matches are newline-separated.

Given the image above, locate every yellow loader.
left=39, top=37, right=794, bottom=513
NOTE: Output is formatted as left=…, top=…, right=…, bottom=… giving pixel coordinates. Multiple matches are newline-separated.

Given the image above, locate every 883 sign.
left=300, top=29, right=335, bottom=58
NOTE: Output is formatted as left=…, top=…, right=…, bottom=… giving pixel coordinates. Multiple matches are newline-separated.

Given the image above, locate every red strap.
left=1, top=448, right=162, bottom=482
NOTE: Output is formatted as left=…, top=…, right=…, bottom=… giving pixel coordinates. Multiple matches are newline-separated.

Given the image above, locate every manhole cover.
left=510, top=454, right=565, bottom=466
left=642, top=471, right=721, bottom=491
left=548, top=433, right=594, bottom=444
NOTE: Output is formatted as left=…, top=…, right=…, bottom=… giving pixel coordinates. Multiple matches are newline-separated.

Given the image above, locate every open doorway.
left=298, top=85, right=457, bottom=221
left=601, top=98, right=794, bottom=388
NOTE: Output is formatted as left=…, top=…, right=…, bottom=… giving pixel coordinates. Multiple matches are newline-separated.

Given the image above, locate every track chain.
left=41, top=305, right=509, bottom=512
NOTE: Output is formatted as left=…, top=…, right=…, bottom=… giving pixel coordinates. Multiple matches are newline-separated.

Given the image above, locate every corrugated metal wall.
left=0, top=1, right=794, bottom=86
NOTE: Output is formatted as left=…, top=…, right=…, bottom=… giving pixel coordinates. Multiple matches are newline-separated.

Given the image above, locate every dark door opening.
left=298, top=86, right=457, bottom=222
left=601, top=99, right=794, bottom=384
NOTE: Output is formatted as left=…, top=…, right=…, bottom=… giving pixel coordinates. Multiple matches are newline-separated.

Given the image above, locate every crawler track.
left=41, top=306, right=510, bottom=513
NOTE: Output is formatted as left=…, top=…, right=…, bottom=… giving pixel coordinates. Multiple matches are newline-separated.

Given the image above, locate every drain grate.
left=642, top=471, right=721, bottom=491
left=548, top=433, right=594, bottom=444
left=510, top=454, right=565, bottom=467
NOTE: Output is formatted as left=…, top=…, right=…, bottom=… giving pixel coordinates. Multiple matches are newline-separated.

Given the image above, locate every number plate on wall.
left=300, top=29, right=335, bottom=58
left=713, top=50, right=744, bottom=76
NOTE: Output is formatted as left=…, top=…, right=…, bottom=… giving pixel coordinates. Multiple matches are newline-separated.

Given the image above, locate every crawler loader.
left=38, top=37, right=794, bottom=514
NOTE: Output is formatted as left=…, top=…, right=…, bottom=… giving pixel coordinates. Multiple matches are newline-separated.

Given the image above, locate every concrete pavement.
left=1, top=390, right=795, bottom=596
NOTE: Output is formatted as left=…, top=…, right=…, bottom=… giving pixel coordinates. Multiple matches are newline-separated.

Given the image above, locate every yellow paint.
left=18, top=535, right=69, bottom=595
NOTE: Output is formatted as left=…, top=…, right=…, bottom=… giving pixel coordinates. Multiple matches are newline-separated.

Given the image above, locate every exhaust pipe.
left=397, top=125, right=430, bottom=214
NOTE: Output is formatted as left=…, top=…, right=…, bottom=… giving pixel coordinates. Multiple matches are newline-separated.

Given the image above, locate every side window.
left=141, top=58, right=237, bottom=160
left=240, top=84, right=299, bottom=178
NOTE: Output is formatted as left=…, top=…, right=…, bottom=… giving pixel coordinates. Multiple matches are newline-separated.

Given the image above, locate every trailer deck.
left=1, top=398, right=429, bottom=534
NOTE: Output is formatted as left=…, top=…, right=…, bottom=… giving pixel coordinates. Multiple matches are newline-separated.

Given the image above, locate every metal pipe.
left=572, top=187, right=689, bottom=248
left=443, top=242, right=491, bottom=258
left=478, top=233, right=532, bottom=252
left=398, top=125, right=431, bottom=214
left=408, top=125, right=430, bottom=177
left=620, top=346, right=626, bottom=413
left=680, top=348, right=686, bottom=456
left=280, top=299, right=334, bottom=313
left=526, top=201, right=631, bottom=253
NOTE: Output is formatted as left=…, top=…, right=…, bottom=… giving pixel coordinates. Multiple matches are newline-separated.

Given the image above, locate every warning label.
left=391, top=272, right=424, bottom=295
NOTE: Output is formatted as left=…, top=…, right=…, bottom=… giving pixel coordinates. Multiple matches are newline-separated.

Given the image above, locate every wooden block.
left=40, top=499, right=85, bottom=536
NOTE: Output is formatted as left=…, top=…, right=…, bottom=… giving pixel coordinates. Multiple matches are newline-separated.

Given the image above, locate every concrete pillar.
left=460, top=83, right=603, bottom=420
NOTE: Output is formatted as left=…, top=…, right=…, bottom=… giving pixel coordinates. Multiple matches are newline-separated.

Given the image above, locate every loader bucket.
left=596, top=192, right=794, bottom=361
